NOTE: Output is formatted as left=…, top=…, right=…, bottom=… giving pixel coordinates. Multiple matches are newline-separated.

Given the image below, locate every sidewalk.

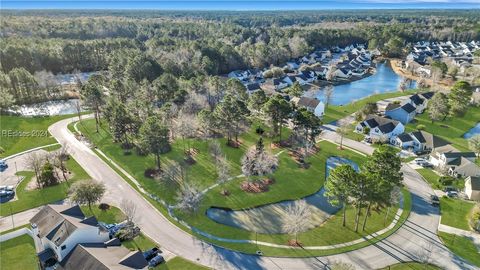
left=438, top=222, right=480, bottom=249
left=0, top=207, right=40, bottom=232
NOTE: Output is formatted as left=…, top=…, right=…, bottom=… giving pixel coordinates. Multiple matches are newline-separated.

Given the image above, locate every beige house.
left=465, top=176, right=480, bottom=201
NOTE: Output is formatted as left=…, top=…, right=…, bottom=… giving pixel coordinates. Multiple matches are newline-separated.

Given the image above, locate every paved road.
left=2, top=116, right=474, bottom=269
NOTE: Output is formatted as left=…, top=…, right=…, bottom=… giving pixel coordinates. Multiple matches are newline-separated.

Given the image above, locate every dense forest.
left=0, top=10, right=479, bottom=105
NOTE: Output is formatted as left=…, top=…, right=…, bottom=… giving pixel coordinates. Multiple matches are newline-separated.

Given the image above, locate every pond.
left=54, top=71, right=97, bottom=85
left=6, top=99, right=84, bottom=116
left=206, top=157, right=359, bottom=234
left=314, top=61, right=417, bottom=106
left=464, top=123, right=480, bottom=139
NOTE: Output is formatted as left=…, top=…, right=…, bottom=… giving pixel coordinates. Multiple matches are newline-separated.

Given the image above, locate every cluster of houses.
left=227, top=44, right=377, bottom=94
left=405, top=40, right=480, bottom=76
left=355, top=92, right=480, bottom=198
left=30, top=204, right=149, bottom=269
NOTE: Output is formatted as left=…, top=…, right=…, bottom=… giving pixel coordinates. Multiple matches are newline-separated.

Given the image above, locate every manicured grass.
left=323, top=89, right=417, bottom=123
left=157, top=257, right=210, bottom=270
left=80, top=205, right=125, bottom=224
left=0, top=157, right=90, bottom=216
left=79, top=117, right=409, bottom=256
left=380, top=262, right=442, bottom=270
left=123, top=234, right=158, bottom=251
left=0, top=234, right=39, bottom=270
left=416, top=168, right=442, bottom=189
left=438, top=232, right=480, bottom=267
left=405, top=106, right=480, bottom=151
left=440, top=197, right=475, bottom=231
left=0, top=115, right=76, bottom=158
left=0, top=224, right=30, bottom=235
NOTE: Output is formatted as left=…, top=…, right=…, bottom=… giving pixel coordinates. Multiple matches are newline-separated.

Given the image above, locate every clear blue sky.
left=2, top=1, right=479, bottom=10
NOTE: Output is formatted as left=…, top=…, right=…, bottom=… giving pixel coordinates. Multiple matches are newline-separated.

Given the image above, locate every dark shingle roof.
left=420, top=92, right=434, bottom=100
left=444, top=152, right=477, bottom=159
left=410, top=131, right=426, bottom=143
left=397, top=133, right=413, bottom=142
left=467, top=176, right=480, bottom=190
left=385, top=103, right=401, bottom=111
left=378, top=122, right=396, bottom=134
left=246, top=83, right=261, bottom=91
left=410, top=94, right=425, bottom=106
left=401, top=103, right=416, bottom=113
left=298, top=97, right=320, bottom=109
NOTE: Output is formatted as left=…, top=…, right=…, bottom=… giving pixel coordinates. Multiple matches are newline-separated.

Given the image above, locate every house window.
left=61, top=245, right=66, bottom=250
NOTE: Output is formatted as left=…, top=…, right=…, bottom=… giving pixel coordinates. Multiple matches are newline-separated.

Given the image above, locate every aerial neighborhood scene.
left=2, top=1, right=480, bottom=270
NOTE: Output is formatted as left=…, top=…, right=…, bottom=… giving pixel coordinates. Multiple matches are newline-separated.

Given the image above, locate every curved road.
left=48, top=117, right=476, bottom=270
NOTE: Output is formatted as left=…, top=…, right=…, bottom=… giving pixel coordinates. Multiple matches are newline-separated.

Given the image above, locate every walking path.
left=438, top=222, right=480, bottom=249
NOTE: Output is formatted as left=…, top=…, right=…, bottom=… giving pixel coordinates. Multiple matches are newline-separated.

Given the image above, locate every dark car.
left=444, top=186, right=456, bottom=193
left=421, top=162, right=434, bottom=168
left=0, top=160, right=7, bottom=172
left=148, top=254, right=165, bottom=267
left=143, top=247, right=160, bottom=261
left=430, top=195, right=440, bottom=206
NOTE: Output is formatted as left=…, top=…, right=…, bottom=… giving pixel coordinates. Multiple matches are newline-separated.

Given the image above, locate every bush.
left=439, top=176, right=455, bottom=186
left=115, top=221, right=140, bottom=241
left=256, top=126, right=265, bottom=135
left=99, top=203, right=110, bottom=211
left=363, top=127, right=370, bottom=135
left=416, top=124, right=426, bottom=130
left=39, top=162, right=59, bottom=187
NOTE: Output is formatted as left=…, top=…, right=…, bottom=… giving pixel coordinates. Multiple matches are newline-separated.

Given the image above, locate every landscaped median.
left=75, top=118, right=412, bottom=257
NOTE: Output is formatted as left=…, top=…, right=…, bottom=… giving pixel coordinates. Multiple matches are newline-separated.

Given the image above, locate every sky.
left=1, top=0, right=480, bottom=10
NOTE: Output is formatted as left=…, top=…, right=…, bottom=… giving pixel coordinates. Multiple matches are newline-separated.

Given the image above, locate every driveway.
left=1, top=115, right=476, bottom=270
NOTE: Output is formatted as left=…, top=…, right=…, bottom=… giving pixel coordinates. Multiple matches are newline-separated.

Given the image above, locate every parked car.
left=446, top=191, right=458, bottom=198
left=148, top=254, right=165, bottom=267
left=444, top=186, right=456, bottom=193
left=143, top=247, right=160, bottom=261
left=421, top=162, right=434, bottom=168
left=414, top=158, right=427, bottom=165
left=430, top=195, right=440, bottom=206
left=0, top=160, right=7, bottom=172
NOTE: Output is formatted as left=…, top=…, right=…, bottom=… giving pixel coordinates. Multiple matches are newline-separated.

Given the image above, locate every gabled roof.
left=298, top=97, right=321, bottom=109
left=420, top=92, right=435, bottom=100
left=385, top=103, right=401, bottom=111
left=466, top=176, right=480, bottom=190
left=30, top=205, right=100, bottom=246
left=410, top=131, right=451, bottom=149
left=410, top=94, right=425, bottom=106
left=444, top=152, right=477, bottom=159
left=59, top=242, right=148, bottom=270
left=401, top=103, right=416, bottom=113
left=378, top=122, right=397, bottom=134
left=397, top=133, right=413, bottom=142
left=245, top=83, right=261, bottom=91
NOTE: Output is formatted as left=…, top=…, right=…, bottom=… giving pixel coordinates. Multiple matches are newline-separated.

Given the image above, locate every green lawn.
left=405, top=105, right=480, bottom=151
left=80, top=205, right=125, bottom=224
left=157, top=257, right=210, bottom=270
left=380, top=262, right=442, bottom=270
left=0, top=234, right=39, bottom=270
left=0, top=157, right=90, bottom=216
left=438, top=232, right=480, bottom=267
left=440, top=197, right=476, bottom=231
left=0, top=114, right=78, bottom=158
left=323, top=89, right=417, bottom=123
left=78, top=117, right=410, bottom=256
left=416, top=168, right=464, bottom=190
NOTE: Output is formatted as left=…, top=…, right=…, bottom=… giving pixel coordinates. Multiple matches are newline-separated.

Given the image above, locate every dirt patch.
left=26, top=168, right=74, bottom=191
left=240, top=178, right=275, bottom=193
left=270, top=140, right=291, bottom=149
left=227, top=139, right=243, bottom=148
left=287, top=239, right=303, bottom=247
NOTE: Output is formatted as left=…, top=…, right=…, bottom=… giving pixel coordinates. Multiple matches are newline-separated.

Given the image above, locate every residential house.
left=406, top=131, right=451, bottom=153
left=356, top=115, right=405, bottom=143
left=465, top=176, right=480, bottom=201
left=296, top=97, right=325, bottom=118
left=286, top=61, right=300, bottom=70
left=227, top=70, right=246, bottom=80
left=273, top=77, right=290, bottom=91
left=30, top=204, right=110, bottom=266
left=385, top=102, right=416, bottom=124
left=395, top=133, right=415, bottom=150
left=447, top=156, right=480, bottom=178
left=409, top=94, right=427, bottom=113
left=245, top=82, right=262, bottom=93
left=58, top=239, right=148, bottom=270
left=334, top=68, right=352, bottom=79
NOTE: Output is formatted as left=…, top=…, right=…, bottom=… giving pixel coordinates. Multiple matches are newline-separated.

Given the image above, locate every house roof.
left=378, top=122, right=396, bottom=134
left=30, top=205, right=101, bottom=246
left=410, top=131, right=451, bottom=149
left=420, top=92, right=434, bottom=100
left=298, top=97, right=320, bottom=109
left=58, top=241, right=148, bottom=270
left=444, top=152, right=477, bottom=160
left=401, top=103, right=416, bottom=113
left=245, top=83, right=261, bottom=91
left=363, top=115, right=400, bottom=130
left=410, top=94, right=425, bottom=106
left=466, top=176, right=480, bottom=190
left=397, top=133, right=413, bottom=142
left=385, top=103, right=401, bottom=111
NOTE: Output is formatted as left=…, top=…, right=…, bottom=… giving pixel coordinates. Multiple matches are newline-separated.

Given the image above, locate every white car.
left=414, top=158, right=427, bottom=165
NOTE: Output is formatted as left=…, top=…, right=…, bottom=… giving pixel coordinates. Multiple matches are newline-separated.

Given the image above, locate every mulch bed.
left=144, top=168, right=162, bottom=178
left=287, top=239, right=303, bottom=247
left=240, top=178, right=275, bottom=193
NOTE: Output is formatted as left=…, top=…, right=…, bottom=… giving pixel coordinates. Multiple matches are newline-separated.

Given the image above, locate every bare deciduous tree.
left=282, top=200, right=311, bottom=245
left=323, top=85, right=334, bottom=109
left=120, top=199, right=138, bottom=223
left=241, top=143, right=278, bottom=181
left=159, top=161, right=187, bottom=188
left=208, top=140, right=223, bottom=163
left=26, top=152, right=46, bottom=188
left=176, top=183, right=203, bottom=213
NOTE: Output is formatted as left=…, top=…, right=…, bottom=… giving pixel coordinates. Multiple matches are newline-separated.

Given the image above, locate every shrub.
left=256, top=126, right=265, bottom=135
left=416, top=124, right=426, bottom=130
left=439, top=176, right=455, bottom=186
left=99, top=203, right=110, bottom=211
left=363, top=127, right=370, bottom=135
left=39, top=162, right=59, bottom=187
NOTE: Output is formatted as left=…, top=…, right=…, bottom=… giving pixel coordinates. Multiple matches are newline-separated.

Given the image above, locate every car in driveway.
left=430, top=195, right=440, bottom=206
left=420, top=162, right=434, bottom=168
left=143, top=247, right=160, bottom=261
left=148, top=254, right=165, bottom=267
left=446, top=190, right=458, bottom=198
left=414, top=158, right=427, bottom=165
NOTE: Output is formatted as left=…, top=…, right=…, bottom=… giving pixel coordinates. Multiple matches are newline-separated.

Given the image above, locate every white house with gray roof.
left=356, top=115, right=404, bottom=143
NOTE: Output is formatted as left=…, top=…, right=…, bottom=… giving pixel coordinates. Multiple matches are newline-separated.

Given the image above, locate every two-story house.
left=296, top=97, right=325, bottom=118
left=356, top=115, right=404, bottom=143
left=385, top=102, right=416, bottom=124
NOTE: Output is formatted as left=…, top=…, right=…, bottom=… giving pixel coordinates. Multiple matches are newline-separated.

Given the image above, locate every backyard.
left=0, top=234, right=39, bottom=270
left=416, top=168, right=465, bottom=190
left=77, top=117, right=411, bottom=256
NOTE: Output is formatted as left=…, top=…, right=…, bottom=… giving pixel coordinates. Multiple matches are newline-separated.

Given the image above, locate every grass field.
left=440, top=197, right=475, bottom=231
left=416, top=168, right=464, bottom=190
left=323, top=89, right=417, bottom=123
left=80, top=205, right=125, bottom=224
left=438, top=232, right=480, bottom=267
left=0, top=234, right=39, bottom=270
left=0, top=157, right=90, bottom=216
left=405, top=105, right=480, bottom=151
left=157, top=257, right=210, bottom=270
left=380, top=262, right=442, bottom=270
left=0, top=114, right=79, bottom=158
